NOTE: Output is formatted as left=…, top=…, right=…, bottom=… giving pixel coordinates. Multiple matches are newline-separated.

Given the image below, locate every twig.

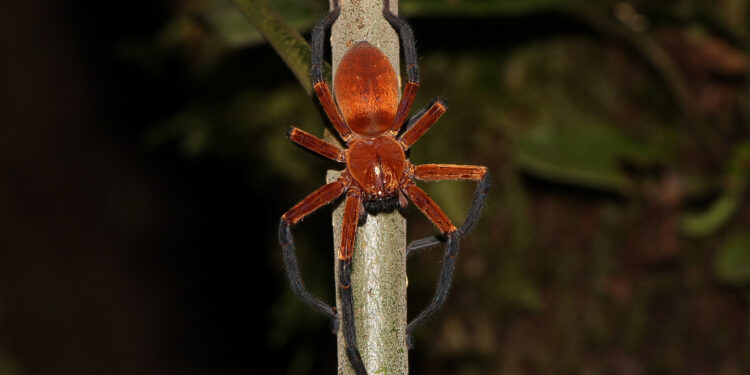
left=325, top=1, right=408, bottom=374
left=233, top=0, right=317, bottom=94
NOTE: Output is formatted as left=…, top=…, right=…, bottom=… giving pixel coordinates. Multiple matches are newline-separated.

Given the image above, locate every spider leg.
left=406, top=233, right=459, bottom=348
left=382, top=0, right=420, bottom=132
left=405, top=235, right=442, bottom=258
left=357, top=199, right=368, bottom=226
left=402, top=182, right=457, bottom=234
left=310, top=0, right=353, bottom=142
left=338, top=193, right=368, bottom=375
left=279, top=178, right=347, bottom=329
left=400, top=181, right=457, bottom=346
left=415, top=164, right=492, bottom=236
left=405, top=164, right=491, bottom=257
left=398, top=99, right=430, bottom=135
left=400, top=166, right=492, bottom=346
left=399, top=99, right=447, bottom=150
left=287, top=127, right=345, bottom=162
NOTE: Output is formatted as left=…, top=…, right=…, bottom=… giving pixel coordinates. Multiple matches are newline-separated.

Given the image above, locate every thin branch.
left=233, top=0, right=317, bottom=94
left=326, top=1, right=408, bottom=374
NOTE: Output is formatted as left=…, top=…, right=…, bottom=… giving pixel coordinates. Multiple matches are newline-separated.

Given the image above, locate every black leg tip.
left=434, top=97, right=449, bottom=109
left=481, top=171, right=493, bottom=190
left=357, top=212, right=368, bottom=226
left=405, top=333, right=415, bottom=349
left=330, top=315, right=340, bottom=335
left=278, top=218, right=290, bottom=243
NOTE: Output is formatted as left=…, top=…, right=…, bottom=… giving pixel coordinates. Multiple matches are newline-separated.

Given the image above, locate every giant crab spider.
left=278, top=1, right=491, bottom=373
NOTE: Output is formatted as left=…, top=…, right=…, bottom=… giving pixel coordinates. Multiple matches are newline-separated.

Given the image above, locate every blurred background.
left=1, top=0, right=750, bottom=374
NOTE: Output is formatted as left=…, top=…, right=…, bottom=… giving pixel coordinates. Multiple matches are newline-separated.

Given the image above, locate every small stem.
left=233, top=0, right=314, bottom=94
left=326, top=1, right=408, bottom=374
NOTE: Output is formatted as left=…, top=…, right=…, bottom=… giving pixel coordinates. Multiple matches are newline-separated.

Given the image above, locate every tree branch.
left=325, top=1, right=408, bottom=374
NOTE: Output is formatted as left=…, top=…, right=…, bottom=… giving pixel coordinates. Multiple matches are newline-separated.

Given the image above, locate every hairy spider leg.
left=383, top=0, right=420, bottom=133
left=401, top=165, right=492, bottom=345
left=405, top=232, right=459, bottom=347
left=310, top=0, right=353, bottom=142
left=338, top=193, right=368, bottom=375
left=415, top=165, right=492, bottom=237
left=402, top=182, right=457, bottom=234
left=287, top=127, right=345, bottom=162
left=399, top=99, right=447, bottom=150
left=279, top=179, right=346, bottom=325
left=405, top=164, right=491, bottom=257
left=338, top=193, right=361, bottom=261
left=338, top=261, right=367, bottom=375
left=404, top=236, right=442, bottom=258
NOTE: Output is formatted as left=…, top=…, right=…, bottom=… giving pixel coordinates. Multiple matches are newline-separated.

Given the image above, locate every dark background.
left=1, top=0, right=749, bottom=374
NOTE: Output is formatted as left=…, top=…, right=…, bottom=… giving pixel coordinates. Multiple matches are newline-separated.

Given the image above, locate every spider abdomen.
left=334, top=41, right=399, bottom=136
left=346, top=136, right=406, bottom=200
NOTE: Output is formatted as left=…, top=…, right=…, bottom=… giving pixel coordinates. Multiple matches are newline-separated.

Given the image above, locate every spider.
left=278, top=1, right=491, bottom=373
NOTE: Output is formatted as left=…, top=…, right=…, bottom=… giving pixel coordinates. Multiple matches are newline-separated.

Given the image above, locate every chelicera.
left=278, top=1, right=491, bottom=373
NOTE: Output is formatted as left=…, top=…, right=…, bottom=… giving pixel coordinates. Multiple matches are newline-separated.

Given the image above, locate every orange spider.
left=278, top=1, right=491, bottom=373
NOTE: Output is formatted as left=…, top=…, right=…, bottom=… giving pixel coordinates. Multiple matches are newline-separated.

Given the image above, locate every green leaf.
left=681, top=194, right=743, bottom=237
left=715, top=232, right=750, bottom=286
left=514, top=121, right=666, bottom=193
left=682, top=142, right=750, bottom=237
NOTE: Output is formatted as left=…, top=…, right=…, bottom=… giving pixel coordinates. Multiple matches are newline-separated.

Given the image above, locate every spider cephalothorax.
left=278, top=1, right=491, bottom=374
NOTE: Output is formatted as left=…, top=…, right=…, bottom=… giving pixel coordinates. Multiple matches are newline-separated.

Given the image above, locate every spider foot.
left=327, top=305, right=340, bottom=334
left=357, top=211, right=368, bottom=226
left=330, top=312, right=340, bottom=335
left=405, top=332, right=415, bottom=349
